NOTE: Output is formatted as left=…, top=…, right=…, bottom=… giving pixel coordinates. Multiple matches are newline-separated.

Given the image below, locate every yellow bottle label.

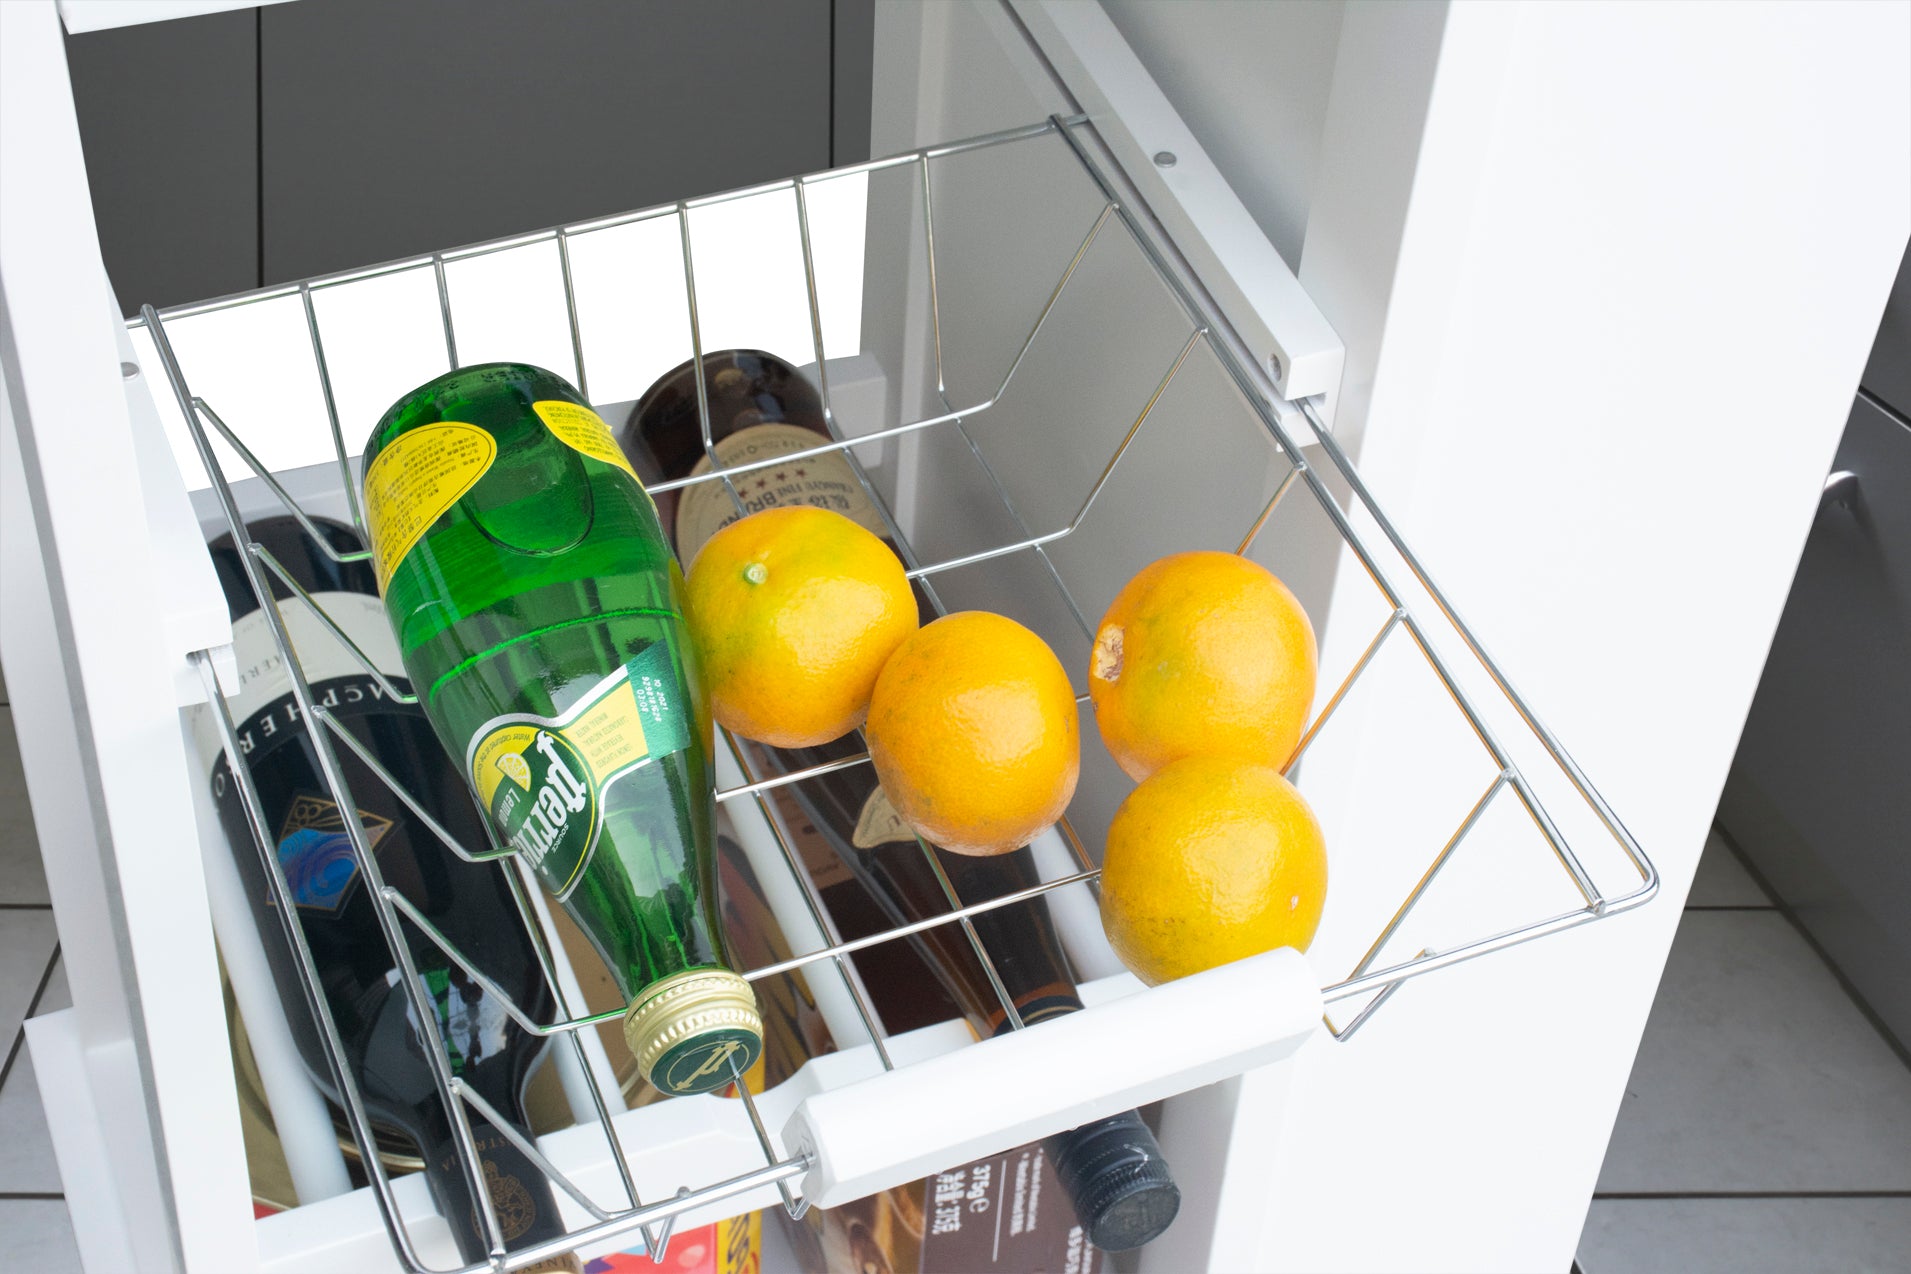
left=362, top=422, right=497, bottom=592
left=675, top=422, right=889, bottom=561
left=533, top=400, right=642, bottom=482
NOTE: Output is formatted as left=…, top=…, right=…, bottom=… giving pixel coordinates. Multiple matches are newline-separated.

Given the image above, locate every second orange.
left=865, top=612, right=1080, bottom=856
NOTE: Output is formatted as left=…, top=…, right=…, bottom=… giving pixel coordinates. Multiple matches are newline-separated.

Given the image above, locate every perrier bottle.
left=361, top=362, right=762, bottom=1097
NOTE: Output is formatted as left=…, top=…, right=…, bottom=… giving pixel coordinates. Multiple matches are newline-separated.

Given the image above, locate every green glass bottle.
left=361, top=362, right=761, bottom=1097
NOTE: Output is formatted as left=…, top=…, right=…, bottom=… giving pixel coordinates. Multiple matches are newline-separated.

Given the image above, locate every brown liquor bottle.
left=714, top=826, right=1110, bottom=1274
left=620, top=350, right=1179, bottom=1251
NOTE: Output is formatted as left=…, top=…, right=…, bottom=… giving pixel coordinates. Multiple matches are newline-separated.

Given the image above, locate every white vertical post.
left=189, top=751, right=356, bottom=1205
left=0, top=1, right=259, bottom=1268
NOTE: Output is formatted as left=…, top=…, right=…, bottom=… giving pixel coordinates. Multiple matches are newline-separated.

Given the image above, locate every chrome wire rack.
left=134, top=113, right=1657, bottom=1272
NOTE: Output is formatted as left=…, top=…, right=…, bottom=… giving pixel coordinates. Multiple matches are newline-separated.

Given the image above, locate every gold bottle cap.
left=518, top=1255, right=586, bottom=1274
left=623, top=969, right=764, bottom=1097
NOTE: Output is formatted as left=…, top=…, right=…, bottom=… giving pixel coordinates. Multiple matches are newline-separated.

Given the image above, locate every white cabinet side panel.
left=1, top=2, right=256, bottom=1269
left=1267, top=3, right=1911, bottom=1271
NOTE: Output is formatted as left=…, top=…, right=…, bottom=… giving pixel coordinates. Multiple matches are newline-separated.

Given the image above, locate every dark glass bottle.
left=713, top=827, right=1109, bottom=1273
left=621, top=350, right=1181, bottom=1251
left=198, top=515, right=578, bottom=1271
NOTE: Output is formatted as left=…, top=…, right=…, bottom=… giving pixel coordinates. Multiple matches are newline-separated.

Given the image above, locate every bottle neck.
left=860, top=829, right=1087, bottom=1031
left=986, top=989, right=1082, bottom=1037
left=1042, top=1112, right=1182, bottom=1253
left=758, top=775, right=1088, bottom=1037
left=423, top=1115, right=581, bottom=1272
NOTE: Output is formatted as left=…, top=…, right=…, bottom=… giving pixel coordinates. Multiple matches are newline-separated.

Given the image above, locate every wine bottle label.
left=532, top=399, right=643, bottom=483
left=921, top=1146, right=1099, bottom=1273
left=432, top=1126, right=563, bottom=1251
left=675, top=422, right=890, bottom=559
left=466, top=642, right=692, bottom=900
left=204, top=591, right=410, bottom=734
left=269, top=794, right=396, bottom=911
left=851, top=784, right=919, bottom=849
left=194, top=591, right=417, bottom=912
left=482, top=1156, right=538, bottom=1243
left=362, top=421, right=498, bottom=592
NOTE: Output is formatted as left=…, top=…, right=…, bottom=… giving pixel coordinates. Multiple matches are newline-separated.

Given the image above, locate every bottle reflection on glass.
left=197, top=515, right=579, bottom=1271
left=621, top=350, right=1181, bottom=1251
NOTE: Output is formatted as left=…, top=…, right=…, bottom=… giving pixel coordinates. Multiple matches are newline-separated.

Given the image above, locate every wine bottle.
left=620, top=350, right=1181, bottom=1251
left=362, top=363, right=762, bottom=1098
left=198, top=515, right=577, bottom=1270
left=711, top=825, right=1108, bottom=1274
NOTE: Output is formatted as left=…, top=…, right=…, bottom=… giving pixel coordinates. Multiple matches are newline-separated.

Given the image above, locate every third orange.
left=1089, top=550, right=1317, bottom=780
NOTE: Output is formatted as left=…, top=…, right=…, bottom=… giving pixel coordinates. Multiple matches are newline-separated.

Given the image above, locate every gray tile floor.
left=1577, top=830, right=1911, bottom=1273
left=0, top=673, right=82, bottom=1269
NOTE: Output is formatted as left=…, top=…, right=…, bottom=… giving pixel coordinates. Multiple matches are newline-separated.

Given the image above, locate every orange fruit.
left=865, top=612, right=1080, bottom=856
left=1089, top=551, right=1317, bottom=781
left=684, top=506, right=918, bottom=748
left=1099, top=755, right=1327, bottom=985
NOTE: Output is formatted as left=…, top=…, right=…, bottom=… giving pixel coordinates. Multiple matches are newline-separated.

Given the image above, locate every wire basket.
left=132, top=114, right=1657, bottom=1272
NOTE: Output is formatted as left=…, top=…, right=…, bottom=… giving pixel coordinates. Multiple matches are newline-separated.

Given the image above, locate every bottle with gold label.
left=622, top=351, right=1180, bottom=1252
left=361, top=363, right=762, bottom=1098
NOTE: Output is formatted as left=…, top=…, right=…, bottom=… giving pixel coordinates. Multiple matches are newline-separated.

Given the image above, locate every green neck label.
left=466, top=643, right=692, bottom=899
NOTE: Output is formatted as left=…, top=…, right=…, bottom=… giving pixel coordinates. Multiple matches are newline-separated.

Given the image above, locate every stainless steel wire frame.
left=1037, top=114, right=1660, bottom=1032
left=136, top=112, right=1658, bottom=1269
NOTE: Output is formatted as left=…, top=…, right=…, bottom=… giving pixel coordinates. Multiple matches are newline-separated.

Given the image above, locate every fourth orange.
left=1099, top=754, right=1327, bottom=985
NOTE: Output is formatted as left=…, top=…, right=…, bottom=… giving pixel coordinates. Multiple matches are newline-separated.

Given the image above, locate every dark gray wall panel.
left=833, top=0, right=874, bottom=166
left=260, top=0, right=831, bottom=283
left=64, top=9, right=259, bottom=315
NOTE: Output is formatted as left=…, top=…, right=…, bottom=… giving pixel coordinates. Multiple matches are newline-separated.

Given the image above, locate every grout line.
left=0, top=943, right=61, bottom=1094
left=1712, top=822, right=1911, bottom=1075
left=1594, top=1190, right=1911, bottom=1200
left=0, top=903, right=55, bottom=911
left=0, top=1192, right=65, bottom=1201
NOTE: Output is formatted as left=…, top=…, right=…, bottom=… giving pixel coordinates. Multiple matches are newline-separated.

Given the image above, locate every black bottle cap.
left=1044, top=1110, right=1181, bottom=1252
